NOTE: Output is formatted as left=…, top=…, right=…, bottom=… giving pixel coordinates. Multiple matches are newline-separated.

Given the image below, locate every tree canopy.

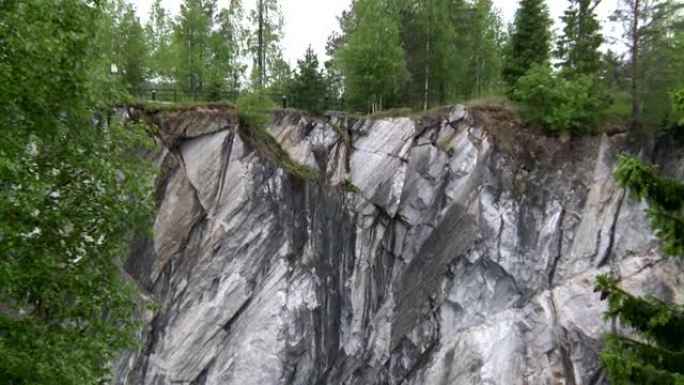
left=0, top=0, right=155, bottom=384
left=335, top=0, right=408, bottom=112
left=596, top=106, right=684, bottom=383
left=502, top=0, right=552, bottom=90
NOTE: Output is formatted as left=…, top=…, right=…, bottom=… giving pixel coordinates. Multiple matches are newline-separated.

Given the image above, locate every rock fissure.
left=597, top=190, right=626, bottom=268
left=548, top=292, right=577, bottom=385
left=211, top=132, right=236, bottom=214
left=548, top=207, right=566, bottom=287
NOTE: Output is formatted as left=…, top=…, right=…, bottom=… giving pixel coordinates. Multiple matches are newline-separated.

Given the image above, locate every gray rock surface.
left=116, top=106, right=684, bottom=385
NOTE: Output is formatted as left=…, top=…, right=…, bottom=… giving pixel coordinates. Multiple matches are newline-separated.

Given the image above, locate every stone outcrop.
left=115, top=105, right=684, bottom=385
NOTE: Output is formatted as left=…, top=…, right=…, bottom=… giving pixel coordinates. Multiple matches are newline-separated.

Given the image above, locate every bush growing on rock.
left=236, top=91, right=277, bottom=130
left=512, top=64, right=611, bottom=135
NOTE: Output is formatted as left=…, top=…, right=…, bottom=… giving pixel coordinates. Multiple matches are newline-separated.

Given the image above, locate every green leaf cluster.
left=335, top=0, right=409, bottom=112
left=502, top=0, right=552, bottom=90
left=236, top=90, right=277, bottom=130
left=512, top=64, right=611, bottom=134
left=287, top=47, right=328, bottom=114
left=235, top=91, right=317, bottom=181
left=595, top=154, right=684, bottom=384
left=614, top=155, right=684, bottom=256
left=611, top=0, right=684, bottom=129
left=330, top=0, right=506, bottom=111
left=0, top=1, right=155, bottom=383
left=555, top=0, right=604, bottom=77
left=673, top=89, right=684, bottom=125
left=105, top=0, right=149, bottom=92
left=247, top=0, right=285, bottom=89
left=595, top=274, right=684, bottom=385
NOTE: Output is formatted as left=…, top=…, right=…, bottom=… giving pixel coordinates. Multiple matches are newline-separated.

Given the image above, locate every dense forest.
left=104, top=0, right=684, bottom=132
left=1, top=0, right=684, bottom=384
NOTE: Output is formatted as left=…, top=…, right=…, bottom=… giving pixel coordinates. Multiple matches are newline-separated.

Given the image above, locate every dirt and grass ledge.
left=130, top=103, right=318, bottom=181
left=128, top=101, right=631, bottom=189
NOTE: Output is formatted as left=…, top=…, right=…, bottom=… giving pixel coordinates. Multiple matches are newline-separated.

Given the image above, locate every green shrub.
left=512, top=64, right=611, bottom=134
left=341, top=178, right=360, bottom=193
left=0, top=1, right=156, bottom=383
left=234, top=91, right=318, bottom=181
left=236, top=90, right=277, bottom=130
left=673, top=88, right=684, bottom=126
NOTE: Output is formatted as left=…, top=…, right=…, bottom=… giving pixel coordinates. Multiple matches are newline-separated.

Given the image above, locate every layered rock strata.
left=115, top=105, right=684, bottom=385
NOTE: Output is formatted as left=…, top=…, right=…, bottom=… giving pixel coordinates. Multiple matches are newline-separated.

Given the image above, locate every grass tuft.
left=236, top=92, right=319, bottom=181
left=340, top=178, right=360, bottom=193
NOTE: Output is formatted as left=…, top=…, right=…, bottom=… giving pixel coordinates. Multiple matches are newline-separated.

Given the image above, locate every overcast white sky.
left=130, top=0, right=622, bottom=65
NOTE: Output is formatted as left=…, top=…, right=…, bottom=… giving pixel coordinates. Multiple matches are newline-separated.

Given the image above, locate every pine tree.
left=611, top=0, right=684, bottom=128
left=288, top=46, right=327, bottom=114
left=595, top=151, right=684, bottom=384
left=448, top=0, right=478, bottom=101
left=335, top=0, right=408, bottom=112
left=325, top=2, right=357, bottom=61
left=555, top=0, right=604, bottom=77
left=639, top=5, right=684, bottom=127
left=268, top=56, right=292, bottom=99
left=502, top=0, right=552, bottom=90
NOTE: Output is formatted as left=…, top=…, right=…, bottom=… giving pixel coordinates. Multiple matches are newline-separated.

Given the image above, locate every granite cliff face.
left=115, top=105, right=684, bottom=385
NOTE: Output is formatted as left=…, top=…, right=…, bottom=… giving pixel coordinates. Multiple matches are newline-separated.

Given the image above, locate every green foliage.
left=641, top=12, right=684, bottom=128
left=611, top=0, right=684, bottom=128
left=106, top=1, right=149, bottom=91
left=159, top=0, right=246, bottom=100
left=0, top=0, right=155, bottom=384
left=515, top=0, right=611, bottom=134
left=400, top=0, right=459, bottom=106
left=467, top=0, right=507, bottom=99
left=236, top=90, right=277, bottom=129
left=173, top=0, right=213, bottom=98
left=340, top=178, right=360, bottom=193
left=288, top=47, right=328, bottom=114
left=145, top=0, right=175, bottom=79
left=605, top=91, right=633, bottom=121
left=595, top=275, right=684, bottom=385
left=206, top=2, right=247, bottom=100
left=248, top=0, right=284, bottom=88
left=235, top=92, right=317, bottom=180
left=335, top=0, right=409, bottom=112
left=600, top=335, right=684, bottom=385
left=512, top=64, right=611, bottom=134
left=267, top=57, right=292, bottom=98
left=674, top=89, right=684, bottom=125
left=331, top=0, right=505, bottom=109
left=614, top=155, right=684, bottom=256
left=595, top=154, right=684, bottom=384
left=401, top=0, right=505, bottom=105
left=502, top=0, right=552, bottom=90
left=555, top=0, right=604, bottom=77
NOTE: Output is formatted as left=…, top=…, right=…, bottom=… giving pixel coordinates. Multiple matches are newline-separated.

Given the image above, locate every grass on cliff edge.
left=128, top=101, right=236, bottom=115
left=235, top=92, right=318, bottom=181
